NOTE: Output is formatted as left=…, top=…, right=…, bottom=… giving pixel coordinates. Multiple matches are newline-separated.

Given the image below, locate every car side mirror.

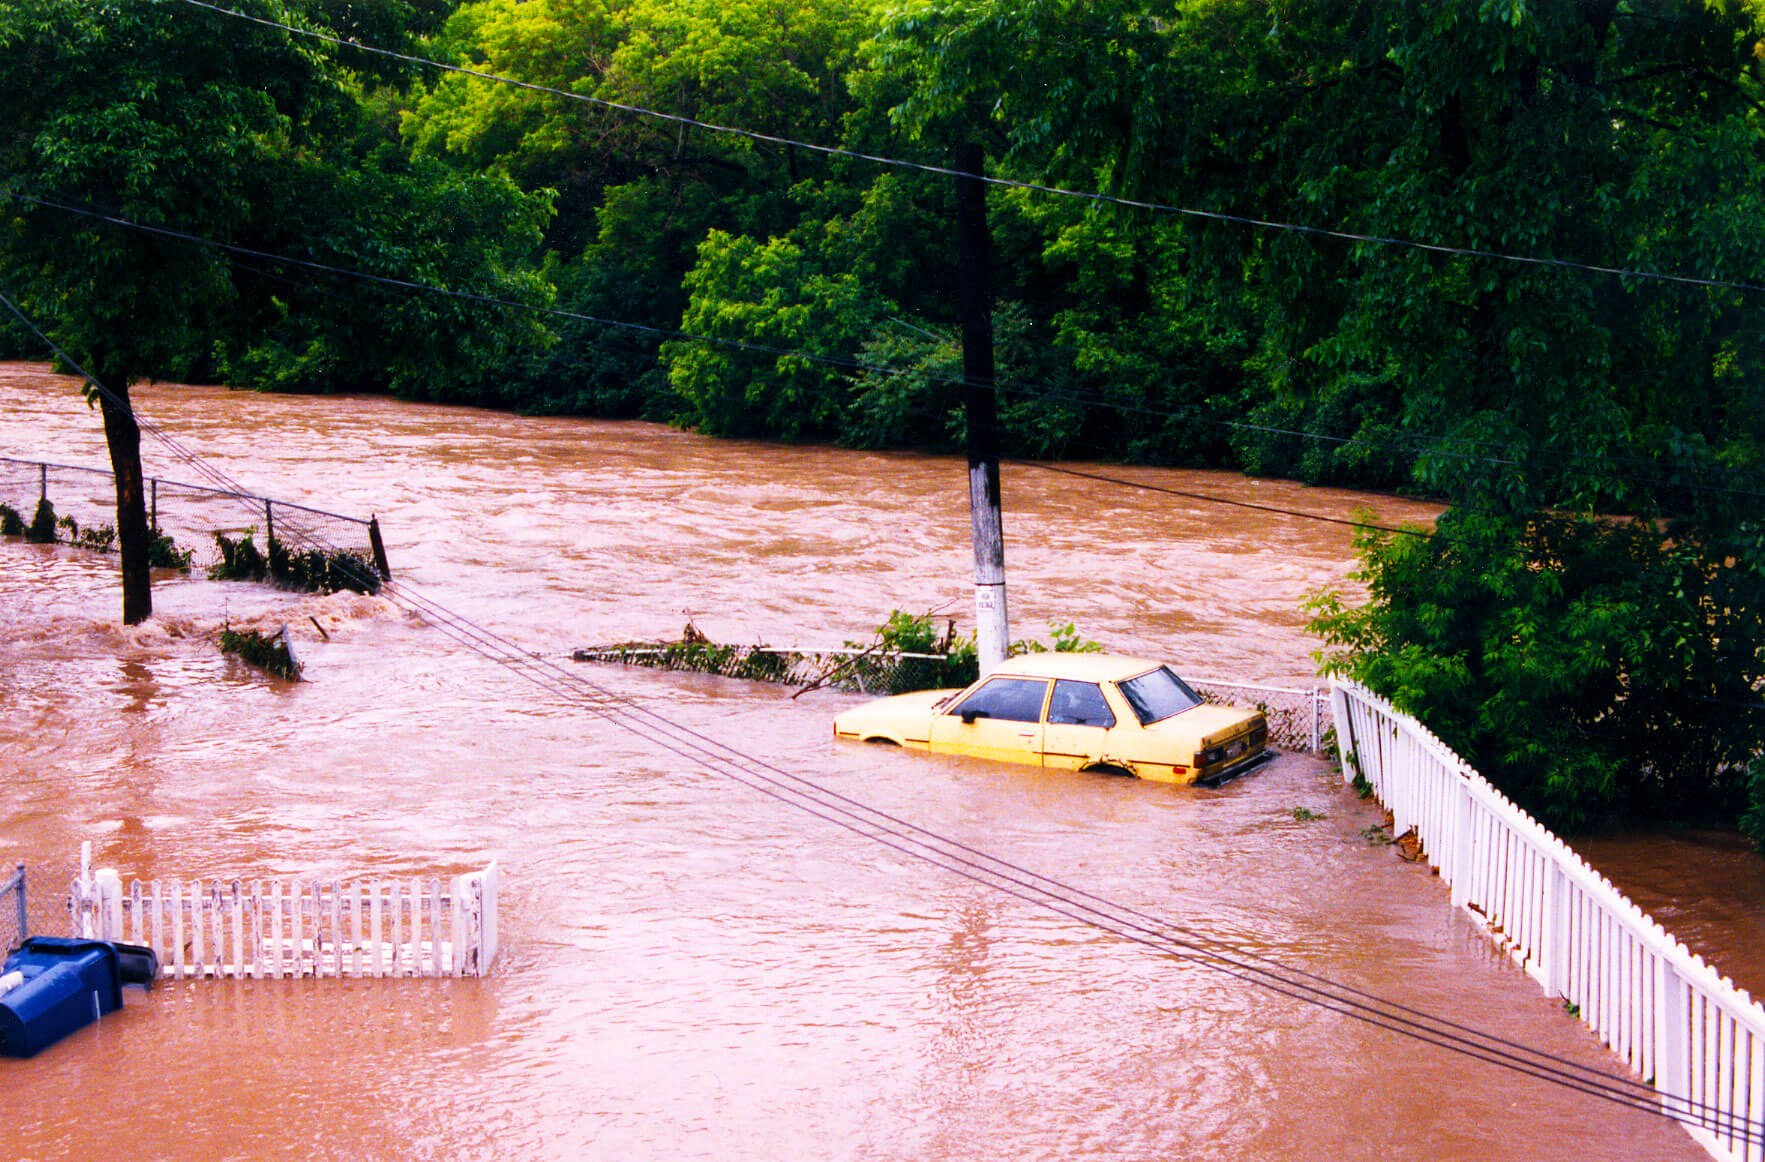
left=959, top=709, right=986, bottom=725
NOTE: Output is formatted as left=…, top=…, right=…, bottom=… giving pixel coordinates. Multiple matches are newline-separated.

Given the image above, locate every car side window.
left=949, top=677, right=1050, bottom=724
left=1046, top=680, right=1116, bottom=728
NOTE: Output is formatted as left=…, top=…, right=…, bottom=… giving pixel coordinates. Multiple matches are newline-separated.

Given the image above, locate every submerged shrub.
left=149, top=532, right=193, bottom=570
left=0, top=504, right=22, bottom=535
left=267, top=536, right=380, bottom=595
left=853, top=610, right=979, bottom=692
left=211, top=530, right=379, bottom=594
left=73, top=522, right=117, bottom=552
left=210, top=530, right=269, bottom=581
left=219, top=625, right=301, bottom=681
left=25, top=498, right=55, bottom=543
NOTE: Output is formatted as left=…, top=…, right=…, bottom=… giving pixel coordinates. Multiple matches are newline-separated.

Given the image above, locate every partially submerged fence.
left=1190, top=678, right=1328, bottom=754
left=1, top=865, right=23, bottom=956
left=58, top=847, right=499, bottom=980
left=0, top=456, right=391, bottom=578
left=576, top=644, right=1334, bottom=754
left=1332, top=681, right=1765, bottom=1161
left=574, top=643, right=973, bottom=699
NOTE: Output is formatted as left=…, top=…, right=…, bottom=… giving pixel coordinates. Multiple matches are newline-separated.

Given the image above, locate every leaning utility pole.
left=956, top=141, right=1008, bottom=673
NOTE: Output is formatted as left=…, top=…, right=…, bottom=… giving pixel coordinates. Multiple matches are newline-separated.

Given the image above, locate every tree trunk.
left=96, top=377, right=152, bottom=624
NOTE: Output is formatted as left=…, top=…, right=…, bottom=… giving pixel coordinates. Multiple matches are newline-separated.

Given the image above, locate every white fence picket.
left=65, top=856, right=500, bottom=982
left=1333, top=680, right=1765, bottom=1162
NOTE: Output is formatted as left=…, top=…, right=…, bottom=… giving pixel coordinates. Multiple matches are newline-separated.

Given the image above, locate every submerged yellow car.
left=833, top=653, right=1270, bottom=784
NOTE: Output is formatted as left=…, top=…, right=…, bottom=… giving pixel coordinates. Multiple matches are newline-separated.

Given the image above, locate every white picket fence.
left=67, top=846, right=500, bottom=980
left=1332, top=681, right=1765, bottom=1161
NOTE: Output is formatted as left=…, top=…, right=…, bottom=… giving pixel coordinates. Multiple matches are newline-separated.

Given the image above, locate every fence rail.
left=1332, top=681, right=1765, bottom=1162
left=0, top=455, right=391, bottom=577
left=60, top=847, right=498, bottom=980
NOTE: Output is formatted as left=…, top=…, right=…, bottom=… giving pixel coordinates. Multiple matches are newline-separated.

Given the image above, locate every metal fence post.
left=368, top=515, right=392, bottom=580
left=150, top=477, right=158, bottom=534
left=10, top=864, right=24, bottom=949
left=38, top=462, right=46, bottom=502
left=264, top=499, right=274, bottom=551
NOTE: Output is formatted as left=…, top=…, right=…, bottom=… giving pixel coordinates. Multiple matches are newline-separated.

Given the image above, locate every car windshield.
left=1116, top=666, right=1202, bottom=725
left=949, top=676, right=1050, bottom=723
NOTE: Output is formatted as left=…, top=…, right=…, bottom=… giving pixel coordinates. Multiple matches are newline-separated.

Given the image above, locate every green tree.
left=223, top=150, right=554, bottom=401
left=1311, top=511, right=1765, bottom=832
left=403, top=0, right=888, bottom=414
left=666, top=228, right=881, bottom=439
left=0, top=2, right=554, bottom=621
left=0, top=0, right=346, bottom=623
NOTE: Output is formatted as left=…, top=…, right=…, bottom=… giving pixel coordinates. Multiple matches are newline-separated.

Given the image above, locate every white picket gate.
left=1332, top=681, right=1765, bottom=1161
left=67, top=846, right=500, bottom=980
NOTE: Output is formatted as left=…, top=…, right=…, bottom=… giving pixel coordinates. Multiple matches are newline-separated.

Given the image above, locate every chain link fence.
left=577, top=644, right=1334, bottom=754
left=0, top=862, right=84, bottom=954
left=0, top=865, right=23, bottom=954
left=1188, top=679, right=1332, bottom=754
left=573, top=644, right=974, bottom=698
left=0, top=457, right=389, bottom=579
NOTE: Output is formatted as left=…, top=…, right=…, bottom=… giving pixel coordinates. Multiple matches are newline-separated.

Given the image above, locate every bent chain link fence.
left=573, top=644, right=973, bottom=698
left=1, top=862, right=84, bottom=953
left=1187, top=678, right=1332, bottom=754
left=576, top=645, right=1334, bottom=754
left=0, top=457, right=383, bottom=576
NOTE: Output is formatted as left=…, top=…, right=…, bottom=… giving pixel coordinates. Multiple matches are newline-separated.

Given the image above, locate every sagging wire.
left=174, top=0, right=1765, bottom=299
left=2, top=288, right=1756, bottom=1144
left=10, top=183, right=1764, bottom=517
left=157, top=0, right=1765, bottom=501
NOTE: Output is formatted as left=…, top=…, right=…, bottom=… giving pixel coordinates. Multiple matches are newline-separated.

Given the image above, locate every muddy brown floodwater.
left=0, top=363, right=1734, bottom=1160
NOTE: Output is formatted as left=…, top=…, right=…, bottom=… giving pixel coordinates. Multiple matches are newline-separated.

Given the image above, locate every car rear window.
left=950, top=677, right=1050, bottom=723
left=1047, top=680, right=1116, bottom=728
left=1117, top=666, right=1202, bottom=725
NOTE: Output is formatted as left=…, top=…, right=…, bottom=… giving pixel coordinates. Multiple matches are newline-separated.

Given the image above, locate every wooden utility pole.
left=956, top=141, right=1008, bottom=673
left=96, top=377, right=152, bottom=625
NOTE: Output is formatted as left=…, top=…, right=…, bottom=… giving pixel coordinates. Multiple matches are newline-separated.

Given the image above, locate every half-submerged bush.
left=267, top=536, right=380, bottom=595
left=63, top=517, right=116, bottom=553
left=25, top=498, right=55, bottom=543
left=210, top=530, right=269, bottom=581
left=211, top=531, right=377, bottom=595
left=149, top=532, right=193, bottom=570
left=0, top=504, right=23, bottom=536
left=219, top=624, right=301, bottom=681
left=853, top=610, right=980, bottom=692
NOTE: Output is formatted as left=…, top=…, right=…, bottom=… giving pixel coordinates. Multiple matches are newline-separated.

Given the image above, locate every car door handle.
left=1017, top=730, right=1035, bottom=738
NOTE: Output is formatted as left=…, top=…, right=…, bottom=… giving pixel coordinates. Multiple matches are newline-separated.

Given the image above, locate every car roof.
left=988, top=652, right=1166, bottom=683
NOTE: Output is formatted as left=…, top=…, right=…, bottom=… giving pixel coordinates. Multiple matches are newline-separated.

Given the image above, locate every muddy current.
left=0, top=362, right=1743, bottom=1160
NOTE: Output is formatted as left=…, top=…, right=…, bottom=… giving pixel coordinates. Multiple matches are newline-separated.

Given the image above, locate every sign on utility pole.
left=956, top=141, right=1008, bottom=673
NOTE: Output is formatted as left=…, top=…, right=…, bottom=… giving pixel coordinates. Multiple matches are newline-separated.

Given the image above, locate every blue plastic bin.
left=0, top=938, right=123, bottom=1058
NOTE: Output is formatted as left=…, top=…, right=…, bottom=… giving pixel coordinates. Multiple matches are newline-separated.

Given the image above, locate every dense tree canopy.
left=3, top=0, right=1763, bottom=834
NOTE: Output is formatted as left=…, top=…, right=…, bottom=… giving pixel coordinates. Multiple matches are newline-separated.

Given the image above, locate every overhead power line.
left=174, top=0, right=1765, bottom=298
left=3, top=283, right=1762, bottom=1147
left=1019, top=461, right=1434, bottom=539
left=12, top=183, right=1765, bottom=513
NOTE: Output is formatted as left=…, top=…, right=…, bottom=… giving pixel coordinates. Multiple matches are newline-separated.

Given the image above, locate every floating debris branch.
left=219, top=624, right=302, bottom=681
left=574, top=615, right=980, bottom=696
